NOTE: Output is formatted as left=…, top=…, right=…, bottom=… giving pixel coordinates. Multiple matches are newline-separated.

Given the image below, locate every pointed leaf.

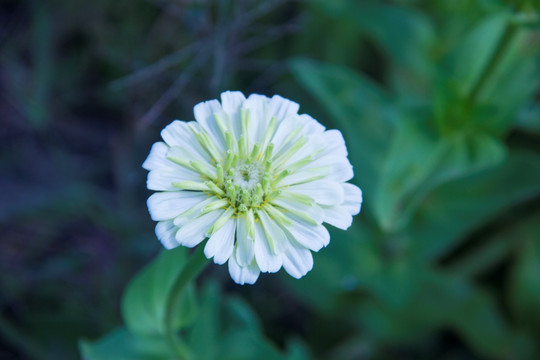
left=79, top=328, right=174, bottom=360
left=121, top=247, right=198, bottom=335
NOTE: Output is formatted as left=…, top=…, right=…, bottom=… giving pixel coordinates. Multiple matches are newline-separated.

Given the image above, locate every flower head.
left=143, top=91, right=362, bottom=284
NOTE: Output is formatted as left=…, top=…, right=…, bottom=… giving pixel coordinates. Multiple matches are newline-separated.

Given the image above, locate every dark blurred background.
left=1, top=0, right=540, bottom=359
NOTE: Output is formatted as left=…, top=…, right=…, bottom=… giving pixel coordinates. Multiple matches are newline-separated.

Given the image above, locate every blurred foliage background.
left=1, top=0, right=540, bottom=359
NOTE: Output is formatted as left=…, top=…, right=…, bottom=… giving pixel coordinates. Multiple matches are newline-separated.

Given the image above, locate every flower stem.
left=164, top=245, right=209, bottom=359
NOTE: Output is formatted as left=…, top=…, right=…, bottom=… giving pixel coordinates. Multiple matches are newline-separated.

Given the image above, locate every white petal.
left=241, top=94, right=268, bottom=145
left=161, top=120, right=193, bottom=146
left=328, top=158, right=354, bottom=182
left=281, top=166, right=332, bottom=186
left=286, top=215, right=330, bottom=252
left=155, top=220, right=179, bottom=249
left=193, top=99, right=226, bottom=151
left=322, top=205, right=353, bottom=230
left=167, top=145, right=214, bottom=170
left=342, top=183, right=363, bottom=215
left=204, top=218, right=236, bottom=265
left=228, top=256, right=260, bottom=285
left=146, top=168, right=201, bottom=191
left=282, top=241, right=314, bottom=279
left=272, top=196, right=324, bottom=225
left=268, top=95, right=299, bottom=123
left=221, top=91, right=245, bottom=140
left=147, top=191, right=208, bottom=221
left=253, top=222, right=282, bottom=273
left=160, top=121, right=212, bottom=163
left=306, top=152, right=354, bottom=183
left=143, top=141, right=203, bottom=191
left=175, top=209, right=224, bottom=247
left=257, top=209, right=289, bottom=254
left=235, top=215, right=255, bottom=266
left=297, top=114, right=325, bottom=135
left=221, top=91, right=246, bottom=114
left=322, top=129, right=347, bottom=158
left=173, top=196, right=217, bottom=227
left=271, top=114, right=324, bottom=156
left=282, top=134, right=326, bottom=167
left=288, top=180, right=344, bottom=206
left=270, top=116, right=301, bottom=154
left=142, top=142, right=171, bottom=171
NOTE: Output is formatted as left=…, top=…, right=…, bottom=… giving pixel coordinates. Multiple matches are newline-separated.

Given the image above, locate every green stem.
left=467, top=18, right=519, bottom=105
left=164, top=245, right=209, bottom=359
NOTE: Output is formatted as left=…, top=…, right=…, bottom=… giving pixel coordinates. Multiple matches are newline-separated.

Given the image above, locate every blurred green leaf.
left=408, top=150, right=540, bottom=260
left=219, top=329, right=308, bottom=360
left=225, top=296, right=263, bottom=332
left=439, top=13, right=510, bottom=98
left=435, top=12, right=540, bottom=135
left=283, top=221, right=403, bottom=313
left=517, top=104, right=540, bottom=135
left=121, top=247, right=198, bottom=335
left=79, top=328, right=174, bottom=360
left=509, top=213, right=540, bottom=329
left=479, top=39, right=540, bottom=134
left=291, top=57, right=396, bottom=214
left=412, top=273, right=513, bottom=359
left=187, top=281, right=308, bottom=360
left=423, top=274, right=511, bottom=359
left=219, top=329, right=287, bottom=360
left=188, top=282, right=220, bottom=360
left=374, top=118, right=506, bottom=231
left=351, top=268, right=519, bottom=359
left=314, top=0, right=435, bottom=75
left=445, top=233, right=512, bottom=278
left=434, top=13, right=508, bottom=134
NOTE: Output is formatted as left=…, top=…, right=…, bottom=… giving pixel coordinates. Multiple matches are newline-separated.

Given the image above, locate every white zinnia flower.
left=143, top=91, right=362, bottom=285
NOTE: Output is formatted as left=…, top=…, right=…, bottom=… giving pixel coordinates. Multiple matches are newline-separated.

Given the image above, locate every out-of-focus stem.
left=164, top=245, right=209, bottom=359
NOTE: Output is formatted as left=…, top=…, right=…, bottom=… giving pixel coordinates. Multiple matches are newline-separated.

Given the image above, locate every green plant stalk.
left=164, top=245, right=209, bottom=359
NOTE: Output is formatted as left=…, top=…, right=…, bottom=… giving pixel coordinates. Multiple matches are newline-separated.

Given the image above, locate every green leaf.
left=291, top=58, right=396, bottom=214
left=188, top=281, right=220, bottom=360
left=434, top=13, right=509, bottom=134
left=219, top=291, right=307, bottom=360
left=408, top=151, right=540, bottom=260
left=509, top=213, right=540, bottom=329
left=516, top=104, right=540, bottom=135
left=351, top=269, right=516, bottom=359
left=219, top=329, right=292, bottom=360
left=435, top=12, right=540, bottom=135
left=121, top=246, right=198, bottom=335
left=314, top=0, right=435, bottom=75
left=416, top=273, right=513, bottom=359
left=478, top=41, right=540, bottom=134
left=187, top=281, right=307, bottom=360
left=439, top=13, right=510, bottom=98
left=225, top=296, right=262, bottom=332
left=79, top=328, right=175, bottom=360
left=375, top=118, right=507, bottom=231
left=283, top=221, right=391, bottom=312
